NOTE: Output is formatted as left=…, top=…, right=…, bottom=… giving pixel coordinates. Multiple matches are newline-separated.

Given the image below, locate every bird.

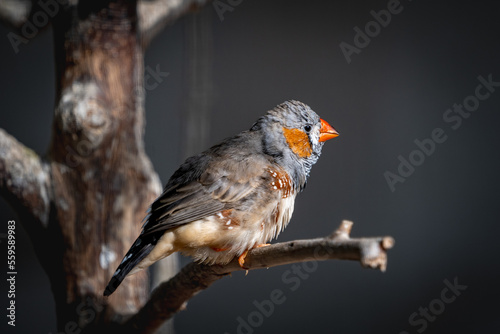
left=103, top=100, right=338, bottom=296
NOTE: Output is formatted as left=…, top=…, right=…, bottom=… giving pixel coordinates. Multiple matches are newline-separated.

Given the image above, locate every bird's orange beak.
left=319, top=118, right=339, bottom=142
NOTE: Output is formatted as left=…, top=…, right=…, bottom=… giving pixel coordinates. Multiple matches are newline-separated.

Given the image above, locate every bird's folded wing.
left=141, top=157, right=267, bottom=235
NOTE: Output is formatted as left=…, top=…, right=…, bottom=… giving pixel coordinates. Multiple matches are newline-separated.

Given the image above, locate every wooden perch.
left=125, top=220, right=394, bottom=334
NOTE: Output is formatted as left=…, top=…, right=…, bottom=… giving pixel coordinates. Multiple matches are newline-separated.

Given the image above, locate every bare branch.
left=138, top=0, right=211, bottom=46
left=0, top=0, right=31, bottom=28
left=125, top=220, right=395, bottom=334
left=0, top=128, right=51, bottom=227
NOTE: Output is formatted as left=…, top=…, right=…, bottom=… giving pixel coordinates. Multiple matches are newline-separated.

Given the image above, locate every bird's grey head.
left=251, top=100, right=338, bottom=189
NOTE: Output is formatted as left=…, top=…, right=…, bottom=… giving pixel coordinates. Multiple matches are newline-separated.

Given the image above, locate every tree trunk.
left=0, top=0, right=211, bottom=332
left=49, top=0, right=160, bottom=329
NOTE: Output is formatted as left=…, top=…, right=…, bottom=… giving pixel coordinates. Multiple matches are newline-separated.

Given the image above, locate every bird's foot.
left=238, top=250, right=249, bottom=269
left=238, top=244, right=271, bottom=269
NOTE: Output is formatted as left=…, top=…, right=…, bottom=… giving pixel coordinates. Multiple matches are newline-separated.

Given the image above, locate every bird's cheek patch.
left=282, top=127, right=313, bottom=158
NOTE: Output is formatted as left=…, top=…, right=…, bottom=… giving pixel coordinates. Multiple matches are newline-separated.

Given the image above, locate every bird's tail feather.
left=103, top=236, right=156, bottom=296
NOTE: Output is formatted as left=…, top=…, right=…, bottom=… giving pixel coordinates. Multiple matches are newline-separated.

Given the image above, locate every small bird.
left=104, top=100, right=338, bottom=296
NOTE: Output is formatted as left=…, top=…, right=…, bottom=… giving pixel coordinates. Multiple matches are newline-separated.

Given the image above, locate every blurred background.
left=1, top=0, right=500, bottom=333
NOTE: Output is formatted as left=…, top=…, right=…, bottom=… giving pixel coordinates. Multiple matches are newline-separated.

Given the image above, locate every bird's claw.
left=238, top=244, right=271, bottom=269
left=238, top=250, right=249, bottom=269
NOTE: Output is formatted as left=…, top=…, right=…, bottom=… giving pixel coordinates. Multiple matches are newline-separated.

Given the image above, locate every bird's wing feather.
left=142, top=137, right=268, bottom=235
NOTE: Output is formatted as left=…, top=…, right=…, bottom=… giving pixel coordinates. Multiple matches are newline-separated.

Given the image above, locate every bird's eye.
left=304, top=125, right=312, bottom=132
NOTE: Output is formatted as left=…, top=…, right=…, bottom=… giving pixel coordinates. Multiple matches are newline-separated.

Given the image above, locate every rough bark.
left=0, top=0, right=213, bottom=331
left=1, top=0, right=167, bottom=331
left=49, top=1, right=159, bottom=327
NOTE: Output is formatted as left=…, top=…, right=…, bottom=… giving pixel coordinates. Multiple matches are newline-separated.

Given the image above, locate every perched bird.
left=104, top=100, right=338, bottom=296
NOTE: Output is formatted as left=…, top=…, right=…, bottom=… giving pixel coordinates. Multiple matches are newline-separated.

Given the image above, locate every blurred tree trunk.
left=0, top=0, right=211, bottom=332
left=49, top=0, right=156, bottom=329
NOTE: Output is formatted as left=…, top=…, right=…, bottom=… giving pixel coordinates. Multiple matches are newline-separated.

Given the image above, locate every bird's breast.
left=260, top=193, right=296, bottom=243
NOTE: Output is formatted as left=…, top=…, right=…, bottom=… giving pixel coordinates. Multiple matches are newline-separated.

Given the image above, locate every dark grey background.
left=1, top=0, right=500, bottom=333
